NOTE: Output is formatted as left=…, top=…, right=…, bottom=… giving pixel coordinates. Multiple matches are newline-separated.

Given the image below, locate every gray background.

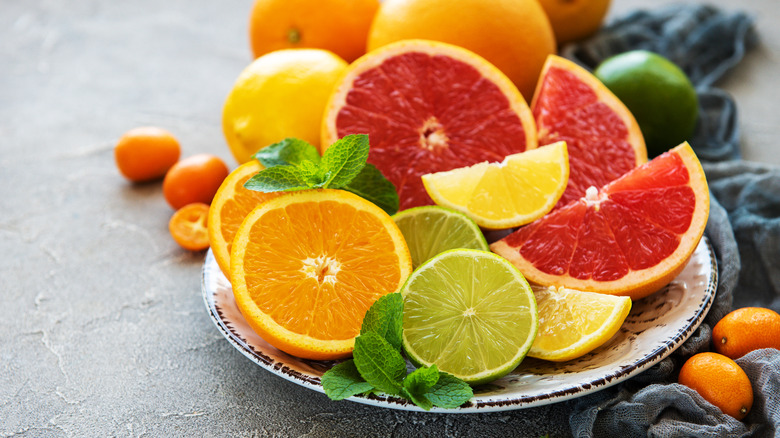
left=1, top=0, right=777, bottom=436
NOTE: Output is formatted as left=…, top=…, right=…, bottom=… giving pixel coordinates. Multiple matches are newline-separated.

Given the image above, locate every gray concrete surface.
left=1, top=0, right=776, bottom=436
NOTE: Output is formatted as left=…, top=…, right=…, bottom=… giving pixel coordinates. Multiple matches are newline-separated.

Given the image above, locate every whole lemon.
left=367, top=0, right=556, bottom=100
left=594, top=50, right=699, bottom=157
left=222, top=49, right=348, bottom=164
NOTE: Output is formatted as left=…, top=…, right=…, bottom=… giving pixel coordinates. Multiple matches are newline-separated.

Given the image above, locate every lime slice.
left=401, top=249, right=538, bottom=385
left=392, top=206, right=489, bottom=268
left=529, top=285, right=632, bottom=362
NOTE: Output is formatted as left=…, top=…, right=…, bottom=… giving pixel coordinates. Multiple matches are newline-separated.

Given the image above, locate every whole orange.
left=678, top=352, right=753, bottom=420
left=713, top=307, right=780, bottom=359
left=162, top=154, right=229, bottom=210
left=114, top=127, right=180, bottom=182
left=537, top=0, right=611, bottom=44
left=366, top=0, right=556, bottom=99
left=249, top=0, right=380, bottom=63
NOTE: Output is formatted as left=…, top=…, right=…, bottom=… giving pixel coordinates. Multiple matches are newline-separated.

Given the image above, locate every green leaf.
left=344, top=164, right=400, bottom=215
left=298, top=160, right=326, bottom=187
left=243, top=165, right=309, bottom=192
left=360, top=293, right=403, bottom=351
left=253, top=138, right=321, bottom=168
left=321, top=360, right=374, bottom=401
left=404, top=365, right=440, bottom=395
left=400, top=387, right=433, bottom=411
left=321, top=134, right=369, bottom=188
left=352, top=331, right=406, bottom=395
left=426, top=372, right=473, bottom=409
left=401, top=365, right=440, bottom=410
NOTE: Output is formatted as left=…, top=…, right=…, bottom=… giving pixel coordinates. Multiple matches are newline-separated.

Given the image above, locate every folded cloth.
left=559, top=4, right=780, bottom=437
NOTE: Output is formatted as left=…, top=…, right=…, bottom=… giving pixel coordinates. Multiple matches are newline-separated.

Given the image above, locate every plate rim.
left=202, top=237, right=718, bottom=413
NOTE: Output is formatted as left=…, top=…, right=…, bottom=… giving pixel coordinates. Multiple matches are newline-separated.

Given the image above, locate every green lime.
left=392, top=206, right=489, bottom=269
left=401, top=249, right=538, bottom=385
left=594, top=50, right=699, bottom=157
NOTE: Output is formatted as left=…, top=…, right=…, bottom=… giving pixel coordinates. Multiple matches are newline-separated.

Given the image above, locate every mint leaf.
left=401, top=365, right=440, bottom=410
left=321, top=134, right=369, bottom=188
left=298, top=160, right=326, bottom=187
left=253, top=138, right=321, bottom=168
left=360, top=293, right=403, bottom=351
left=243, top=165, right=309, bottom=192
left=426, top=372, right=473, bottom=409
left=345, top=164, right=399, bottom=215
left=321, top=360, right=374, bottom=401
left=353, top=331, right=405, bottom=395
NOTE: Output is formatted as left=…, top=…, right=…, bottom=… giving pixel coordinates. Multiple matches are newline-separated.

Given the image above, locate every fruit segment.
left=531, top=55, right=647, bottom=209
left=529, top=285, right=631, bottom=362
left=491, top=142, right=709, bottom=300
left=422, top=142, right=569, bottom=229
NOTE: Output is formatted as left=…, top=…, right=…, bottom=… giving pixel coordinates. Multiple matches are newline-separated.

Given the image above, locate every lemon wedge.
left=421, top=142, right=569, bottom=229
left=529, top=285, right=631, bottom=362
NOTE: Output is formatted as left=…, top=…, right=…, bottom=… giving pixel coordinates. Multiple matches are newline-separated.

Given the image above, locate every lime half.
left=392, top=206, right=489, bottom=268
left=401, top=249, right=538, bottom=385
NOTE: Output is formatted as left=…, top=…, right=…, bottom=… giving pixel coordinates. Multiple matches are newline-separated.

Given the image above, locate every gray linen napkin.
left=561, top=4, right=780, bottom=437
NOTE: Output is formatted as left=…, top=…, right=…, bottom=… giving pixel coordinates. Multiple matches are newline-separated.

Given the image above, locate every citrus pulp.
left=532, top=54, right=646, bottom=208
left=322, top=39, right=537, bottom=210
left=401, top=249, right=538, bottom=385
left=230, top=189, right=412, bottom=360
left=392, top=206, right=488, bottom=269
left=421, top=141, right=569, bottom=229
left=491, top=142, right=709, bottom=300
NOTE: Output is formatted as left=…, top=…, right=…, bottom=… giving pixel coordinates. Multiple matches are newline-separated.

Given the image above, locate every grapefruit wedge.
left=490, top=143, right=709, bottom=301
left=322, top=39, right=537, bottom=210
left=532, top=55, right=647, bottom=208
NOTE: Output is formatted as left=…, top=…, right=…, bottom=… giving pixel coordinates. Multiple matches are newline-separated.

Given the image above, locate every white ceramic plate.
left=202, top=237, right=717, bottom=413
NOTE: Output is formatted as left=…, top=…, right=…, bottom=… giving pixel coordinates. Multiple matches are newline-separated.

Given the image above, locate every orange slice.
left=322, top=39, right=537, bottom=210
left=491, top=142, right=709, bottom=300
left=531, top=55, right=647, bottom=209
left=230, top=189, right=413, bottom=360
left=207, top=160, right=282, bottom=279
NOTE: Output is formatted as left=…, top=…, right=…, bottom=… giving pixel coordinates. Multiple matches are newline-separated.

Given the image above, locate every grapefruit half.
left=490, top=142, right=709, bottom=301
left=532, top=55, right=647, bottom=208
left=322, top=39, right=537, bottom=210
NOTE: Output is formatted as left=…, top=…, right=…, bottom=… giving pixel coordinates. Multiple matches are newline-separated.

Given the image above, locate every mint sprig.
left=245, top=135, right=399, bottom=215
left=320, top=293, right=473, bottom=410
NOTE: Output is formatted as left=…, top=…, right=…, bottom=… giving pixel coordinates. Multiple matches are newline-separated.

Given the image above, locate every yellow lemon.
left=222, top=49, right=348, bottom=164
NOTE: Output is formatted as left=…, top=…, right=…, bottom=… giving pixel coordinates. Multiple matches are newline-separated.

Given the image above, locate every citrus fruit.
left=230, top=189, right=412, bottom=360
left=162, top=154, right=229, bottom=210
left=366, top=0, right=556, bottom=99
left=421, top=141, right=569, bottom=229
left=491, top=142, right=709, bottom=300
left=248, top=0, right=379, bottom=63
left=537, top=0, right=611, bottom=44
left=595, top=50, right=699, bottom=158
left=392, top=206, right=488, bottom=269
left=114, top=126, right=180, bottom=182
left=169, top=203, right=210, bottom=251
left=529, top=285, right=631, bottom=362
left=223, top=49, right=348, bottom=164
left=322, top=39, right=538, bottom=211
left=532, top=54, right=646, bottom=209
left=712, top=307, right=780, bottom=359
left=401, top=249, right=538, bottom=385
left=207, top=160, right=283, bottom=278
left=678, top=352, right=753, bottom=420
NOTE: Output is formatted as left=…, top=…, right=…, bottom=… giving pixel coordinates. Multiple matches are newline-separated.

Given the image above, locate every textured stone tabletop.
left=1, top=0, right=777, bottom=436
